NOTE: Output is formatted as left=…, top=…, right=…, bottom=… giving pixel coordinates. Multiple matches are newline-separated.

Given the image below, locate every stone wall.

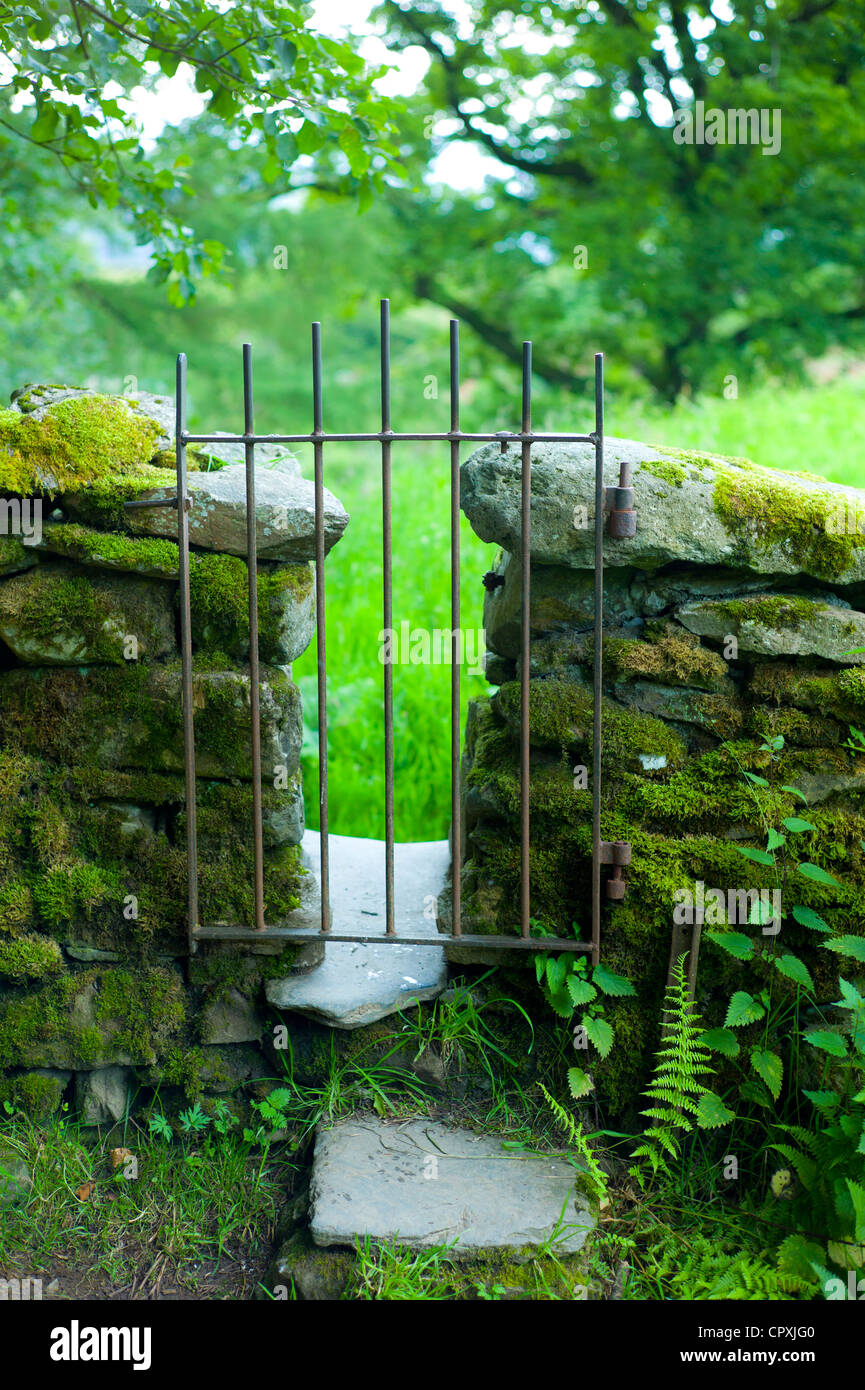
left=451, top=437, right=865, bottom=1112
left=0, top=384, right=348, bottom=1125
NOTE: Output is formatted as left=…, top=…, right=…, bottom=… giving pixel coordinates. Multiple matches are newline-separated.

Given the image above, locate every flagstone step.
left=308, top=1116, right=596, bottom=1257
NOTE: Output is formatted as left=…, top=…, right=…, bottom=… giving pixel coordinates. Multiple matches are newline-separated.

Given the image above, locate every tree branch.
left=413, top=272, right=589, bottom=391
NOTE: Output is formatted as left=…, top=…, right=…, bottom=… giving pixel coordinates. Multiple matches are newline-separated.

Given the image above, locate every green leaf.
left=566, top=975, right=597, bottom=1006
left=802, top=1089, right=839, bottom=1111
left=782, top=817, right=815, bottom=834
left=736, top=846, right=775, bottom=866
left=774, top=954, right=814, bottom=990
left=743, top=772, right=770, bottom=788
left=567, top=1067, right=594, bottom=1100
left=701, top=1027, right=740, bottom=1058
left=750, top=1048, right=783, bottom=1101
left=766, top=827, right=786, bottom=851
left=792, top=905, right=832, bottom=932
left=739, top=1078, right=774, bottom=1108
left=796, top=861, right=841, bottom=888
left=696, top=1091, right=735, bottom=1128
left=781, top=785, right=809, bottom=803
left=543, top=987, right=574, bottom=1020
left=803, top=1029, right=848, bottom=1058
left=581, top=1013, right=614, bottom=1059
left=546, top=954, right=569, bottom=994
left=592, top=963, right=636, bottom=997
left=725, top=991, right=766, bottom=1027
left=707, top=930, right=754, bottom=960
left=821, top=936, right=865, bottom=962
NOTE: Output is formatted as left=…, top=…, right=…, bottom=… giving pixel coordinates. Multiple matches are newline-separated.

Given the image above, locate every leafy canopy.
left=0, top=1, right=403, bottom=300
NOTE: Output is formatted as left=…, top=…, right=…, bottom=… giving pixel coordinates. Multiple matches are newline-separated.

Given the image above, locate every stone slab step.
left=309, top=1117, right=595, bottom=1257
left=265, top=832, right=448, bottom=1028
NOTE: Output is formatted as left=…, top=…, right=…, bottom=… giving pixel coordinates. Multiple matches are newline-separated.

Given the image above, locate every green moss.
left=0, top=396, right=162, bottom=494
left=62, top=464, right=178, bottom=529
left=712, top=464, right=865, bottom=581
left=0, top=933, right=64, bottom=981
left=701, top=594, right=825, bottom=628
left=0, top=564, right=147, bottom=664
left=605, top=627, right=728, bottom=690
left=0, top=1072, right=67, bottom=1120
left=639, top=457, right=688, bottom=487
left=31, top=861, right=123, bottom=925
left=38, top=522, right=179, bottom=578
left=0, top=536, right=33, bottom=574
left=0, top=662, right=301, bottom=782
left=494, top=678, right=686, bottom=770
left=95, top=967, right=186, bottom=1064
left=189, top=553, right=313, bottom=662
left=0, top=880, right=34, bottom=932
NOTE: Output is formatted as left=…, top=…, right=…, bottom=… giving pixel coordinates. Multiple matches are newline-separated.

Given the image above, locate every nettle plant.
left=532, top=920, right=636, bottom=1101
left=704, top=733, right=865, bottom=1277
left=706, top=732, right=863, bottom=1111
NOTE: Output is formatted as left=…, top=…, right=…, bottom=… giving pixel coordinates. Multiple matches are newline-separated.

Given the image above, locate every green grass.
left=0, top=1105, right=291, bottom=1297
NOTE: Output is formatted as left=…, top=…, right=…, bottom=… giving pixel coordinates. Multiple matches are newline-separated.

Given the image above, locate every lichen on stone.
left=0, top=395, right=162, bottom=495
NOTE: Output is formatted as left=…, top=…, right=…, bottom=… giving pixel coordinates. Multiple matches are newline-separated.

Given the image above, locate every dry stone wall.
left=0, top=384, right=347, bottom=1125
left=452, top=437, right=865, bottom=1111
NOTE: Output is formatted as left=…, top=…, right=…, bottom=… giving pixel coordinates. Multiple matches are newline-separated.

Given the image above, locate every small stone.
left=677, top=594, right=865, bottom=665
left=200, top=988, right=264, bottom=1045
left=75, top=1066, right=130, bottom=1125
left=127, top=463, right=349, bottom=562
left=0, top=561, right=176, bottom=666
left=0, top=1143, right=32, bottom=1209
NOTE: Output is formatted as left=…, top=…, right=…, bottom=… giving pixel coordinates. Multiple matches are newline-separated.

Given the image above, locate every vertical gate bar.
left=519, top=341, right=532, bottom=938
left=312, top=322, right=331, bottom=933
left=449, top=319, right=462, bottom=938
left=380, top=299, right=396, bottom=936
left=176, top=353, right=199, bottom=952
left=243, top=344, right=266, bottom=932
left=591, top=352, right=604, bottom=967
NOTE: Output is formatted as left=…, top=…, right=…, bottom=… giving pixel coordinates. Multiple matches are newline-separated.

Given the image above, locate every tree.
left=376, top=0, right=865, bottom=399
left=0, top=1, right=403, bottom=301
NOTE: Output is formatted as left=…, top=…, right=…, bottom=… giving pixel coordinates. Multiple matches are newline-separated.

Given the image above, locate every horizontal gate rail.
left=150, top=301, right=634, bottom=958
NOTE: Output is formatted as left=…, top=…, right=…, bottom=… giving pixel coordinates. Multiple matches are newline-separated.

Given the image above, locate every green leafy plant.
left=532, top=926, right=635, bottom=1098
left=631, top=954, right=734, bottom=1179
left=770, top=976, right=865, bottom=1275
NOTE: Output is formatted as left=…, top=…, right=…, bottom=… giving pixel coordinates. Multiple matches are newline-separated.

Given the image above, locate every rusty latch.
left=605, top=485, right=636, bottom=539
left=599, top=839, right=631, bottom=902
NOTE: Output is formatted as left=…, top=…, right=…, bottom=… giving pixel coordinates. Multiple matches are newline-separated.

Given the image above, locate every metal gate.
left=132, top=301, right=636, bottom=960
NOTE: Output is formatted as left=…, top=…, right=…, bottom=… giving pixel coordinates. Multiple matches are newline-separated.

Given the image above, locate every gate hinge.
left=605, top=485, right=636, bottom=539
left=599, top=839, right=631, bottom=902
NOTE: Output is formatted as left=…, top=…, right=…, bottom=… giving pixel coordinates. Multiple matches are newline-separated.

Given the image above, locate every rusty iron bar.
left=520, top=341, right=533, bottom=938
left=175, top=353, right=199, bottom=955
left=450, top=319, right=462, bottom=938
left=312, top=322, right=331, bottom=933
left=243, top=345, right=266, bottom=931
left=192, top=926, right=595, bottom=951
left=380, top=299, right=396, bottom=936
left=184, top=430, right=596, bottom=445
left=591, top=352, right=604, bottom=968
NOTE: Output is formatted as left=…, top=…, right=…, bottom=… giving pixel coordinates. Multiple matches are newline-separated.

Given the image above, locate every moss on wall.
left=0, top=396, right=162, bottom=494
